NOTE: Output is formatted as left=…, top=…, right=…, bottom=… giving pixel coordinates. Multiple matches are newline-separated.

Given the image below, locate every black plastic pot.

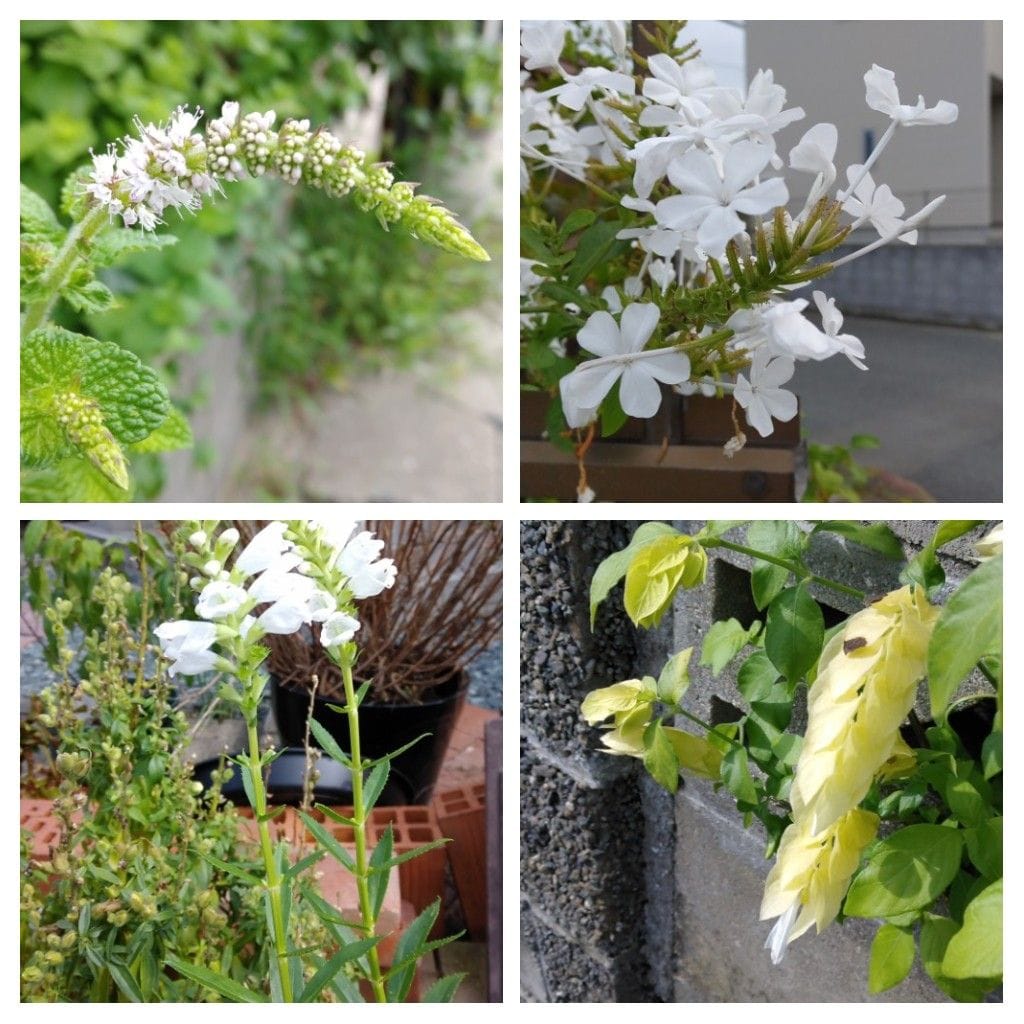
left=192, top=748, right=410, bottom=807
left=272, top=670, right=466, bottom=804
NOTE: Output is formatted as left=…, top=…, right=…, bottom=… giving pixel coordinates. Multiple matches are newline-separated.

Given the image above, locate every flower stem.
left=243, top=703, right=293, bottom=1002
left=705, top=538, right=867, bottom=600
left=21, top=204, right=108, bottom=343
left=340, top=656, right=387, bottom=1003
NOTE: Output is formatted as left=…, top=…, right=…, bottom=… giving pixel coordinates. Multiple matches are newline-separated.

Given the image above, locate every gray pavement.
left=792, top=316, right=1002, bottom=501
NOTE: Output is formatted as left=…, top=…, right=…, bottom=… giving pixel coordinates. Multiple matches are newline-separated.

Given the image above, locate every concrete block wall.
left=520, top=519, right=997, bottom=1002
left=824, top=244, right=1002, bottom=329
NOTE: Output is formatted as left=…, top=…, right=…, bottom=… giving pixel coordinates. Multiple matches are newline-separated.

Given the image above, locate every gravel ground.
left=466, top=642, right=502, bottom=710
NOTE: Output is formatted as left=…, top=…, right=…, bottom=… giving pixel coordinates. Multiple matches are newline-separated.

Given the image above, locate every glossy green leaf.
left=643, top=719, right=680, bottom=794
left=868, top=923, right=915, bottom=994
left=844, top=825, right=963, bottom=918
left=927, top=554, right=1001, bottom=720
left=736, top=650, right=779, bottom=702
left=964, top=818, right=1002, bottom=880
left=813, top=521, right=904, bottom=559
left=721, top=745, right=757, bottom=805
left=942, top=879, right=1001, bottom=980
left=656, top=647, right=693, bottom=707
left=700, top=618, right=760, bottom=677
left=764, top=585, right=824, bottom=684
left=589, top=521, right=677, bottom=627
left=919, top=914, right=990, bottom=1002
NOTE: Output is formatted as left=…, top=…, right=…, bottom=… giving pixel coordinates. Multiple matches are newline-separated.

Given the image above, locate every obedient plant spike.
left=86, top=101, right=488, bottom=262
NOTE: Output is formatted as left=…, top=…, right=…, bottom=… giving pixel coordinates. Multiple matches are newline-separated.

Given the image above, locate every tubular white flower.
left=338, top=531, right=397, bottom=598
left=235, top=522, right=293, bottom=576
left=321, top=611, right=361, bottom=647
left=154, top=619, right=219, bottom=676
left=195, top=580, right=249, bottom=621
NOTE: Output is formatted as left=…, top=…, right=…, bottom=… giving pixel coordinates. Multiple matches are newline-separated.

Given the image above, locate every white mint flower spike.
left=654, top=141, right=788, bottom=258
left=559, top=303, right=691, bottom=424
left=733, top=347, right=797, bottom=438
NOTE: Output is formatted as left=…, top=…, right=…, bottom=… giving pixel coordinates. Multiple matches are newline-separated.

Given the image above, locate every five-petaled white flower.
left=733, top=347, right=798, bottom=438
left=654, top=141, right=788, bottom=258
left=864, top=64, right=958, bottom=126
left=841, top=165, right=918, bottom=244
left=520, top=21, right=567, bottom=71
left=813, top=292, right=867, bottom=370
left=559, top=303, right=691, bottom=425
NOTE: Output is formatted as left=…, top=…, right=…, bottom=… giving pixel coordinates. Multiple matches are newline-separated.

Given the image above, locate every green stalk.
left=21, top=204, right=108, bottom=342
left=340, top=656, right=387, bottom=1003
left=705, top=538, right=867, bottom=601
left=240, top=679, right=293, bottom=1002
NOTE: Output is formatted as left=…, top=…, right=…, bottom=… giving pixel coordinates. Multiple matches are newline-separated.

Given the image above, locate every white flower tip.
left=189, top=530, right=208, bottom=548
left=577, top=485, right=596, bottom=503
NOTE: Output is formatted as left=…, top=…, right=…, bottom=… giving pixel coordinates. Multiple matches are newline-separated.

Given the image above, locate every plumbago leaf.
left=21, top=326, right=169, bottom=490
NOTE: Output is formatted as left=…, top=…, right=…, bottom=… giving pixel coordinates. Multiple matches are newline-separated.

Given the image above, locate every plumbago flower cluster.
left=20, top=103, right=488, bottom=502
left=153, top=520, right=458, bottom=1003
left=582, top=520, right=1002, bottom=1000
left=520, top=21, right=957, bottom=498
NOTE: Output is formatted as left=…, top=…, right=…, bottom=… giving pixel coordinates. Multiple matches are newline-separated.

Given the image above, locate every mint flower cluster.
left=88, top=102, right=488, bottom=261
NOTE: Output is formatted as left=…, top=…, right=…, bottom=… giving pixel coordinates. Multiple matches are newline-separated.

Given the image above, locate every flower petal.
left=619, top=302, right=660, bottom=351
left=642, top=350, right=692, bottom=384
left=666, top=147, right=722, bottom=197
left=722, top=140, right=774, bottom=195
left=619, top=364, right=663, bottom=418
left=561, top=360, right=622, bottom=411
left=654, top=193, right=719, bottom=231
left=696, top=205, right=745, bottom=257
left=577, top=310, right=622, bottom=356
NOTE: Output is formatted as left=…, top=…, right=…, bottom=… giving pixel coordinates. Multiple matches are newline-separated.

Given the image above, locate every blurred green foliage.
left=21, top=20, right=500, bottom=494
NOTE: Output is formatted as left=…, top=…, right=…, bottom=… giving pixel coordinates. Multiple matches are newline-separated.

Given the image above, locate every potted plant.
left=260, top=520, right=502, bottom=803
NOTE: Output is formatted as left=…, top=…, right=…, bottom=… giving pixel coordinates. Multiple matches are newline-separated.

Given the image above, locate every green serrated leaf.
left=20, top=183, right=64, bottom=241
left=165, top=955, right=266, bottom=1002
left=90, top=226, right=179, bottom=267
left=298, top=812, right=356, bottom=872
left=385, top=898, right=441, bottom=1002
left=423, top=972, right=465, bottom=1002
left=62, top=275, right=115, bottom=314
left=131, top=404, right=193, bottom=453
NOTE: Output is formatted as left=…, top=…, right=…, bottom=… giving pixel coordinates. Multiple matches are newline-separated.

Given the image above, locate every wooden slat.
left=485, top=719, right=502, bottom=1003
left=520, top=440, right=796, bottom=501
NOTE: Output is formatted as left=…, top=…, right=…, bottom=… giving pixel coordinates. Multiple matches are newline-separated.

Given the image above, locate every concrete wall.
left=520, top=519, right=997, bottom=1003
left=745, top=21, right=996, bottom=234
left=821, top=244, right=1002, bottom=328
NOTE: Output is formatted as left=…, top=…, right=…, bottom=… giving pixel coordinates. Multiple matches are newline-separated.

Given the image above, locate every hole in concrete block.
left=819, top=602, right=848, bottom=630
left=710, top=695, right=745, bottom=727
left=711, top=561, right=759, bottom=629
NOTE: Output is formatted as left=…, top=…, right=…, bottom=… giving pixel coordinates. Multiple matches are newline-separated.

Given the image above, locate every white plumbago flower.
left=647, top=258, right=675, bottom=294
left=195, top=580, right=249, bottom=621
left=813, top=292, right=867, bottom=370
left=705, top=69, right=805, bottom=153
left=841, top=165, right=918, bottom=244
left=642, top=54, right=718, bottom=110
left=520, top=21, right=567, bottom=71
left=234, top=522, right=294, bottom=576
left=618, top=196, right=689, bottom=258
left=154, top=620, right=220, bottom=676
left=788, top=123, right=838, bottom=205
left=542, top=66, right=636, bottom=113
left=338, top=531, right=398, bottom=598
left=727, top=299, right=839, bottom=362
left=864, top=64, right=958, bottom=126
left=558, top=303, right=691, bottom=425
left=321, top=611, right=361, bottom=647
left=733, top=347, right=798, bottom=438
left=654, top=141, right=788, bottom=258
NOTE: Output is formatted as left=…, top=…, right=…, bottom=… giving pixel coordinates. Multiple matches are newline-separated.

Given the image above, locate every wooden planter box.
left=520, top=388, right=801, bottom=501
